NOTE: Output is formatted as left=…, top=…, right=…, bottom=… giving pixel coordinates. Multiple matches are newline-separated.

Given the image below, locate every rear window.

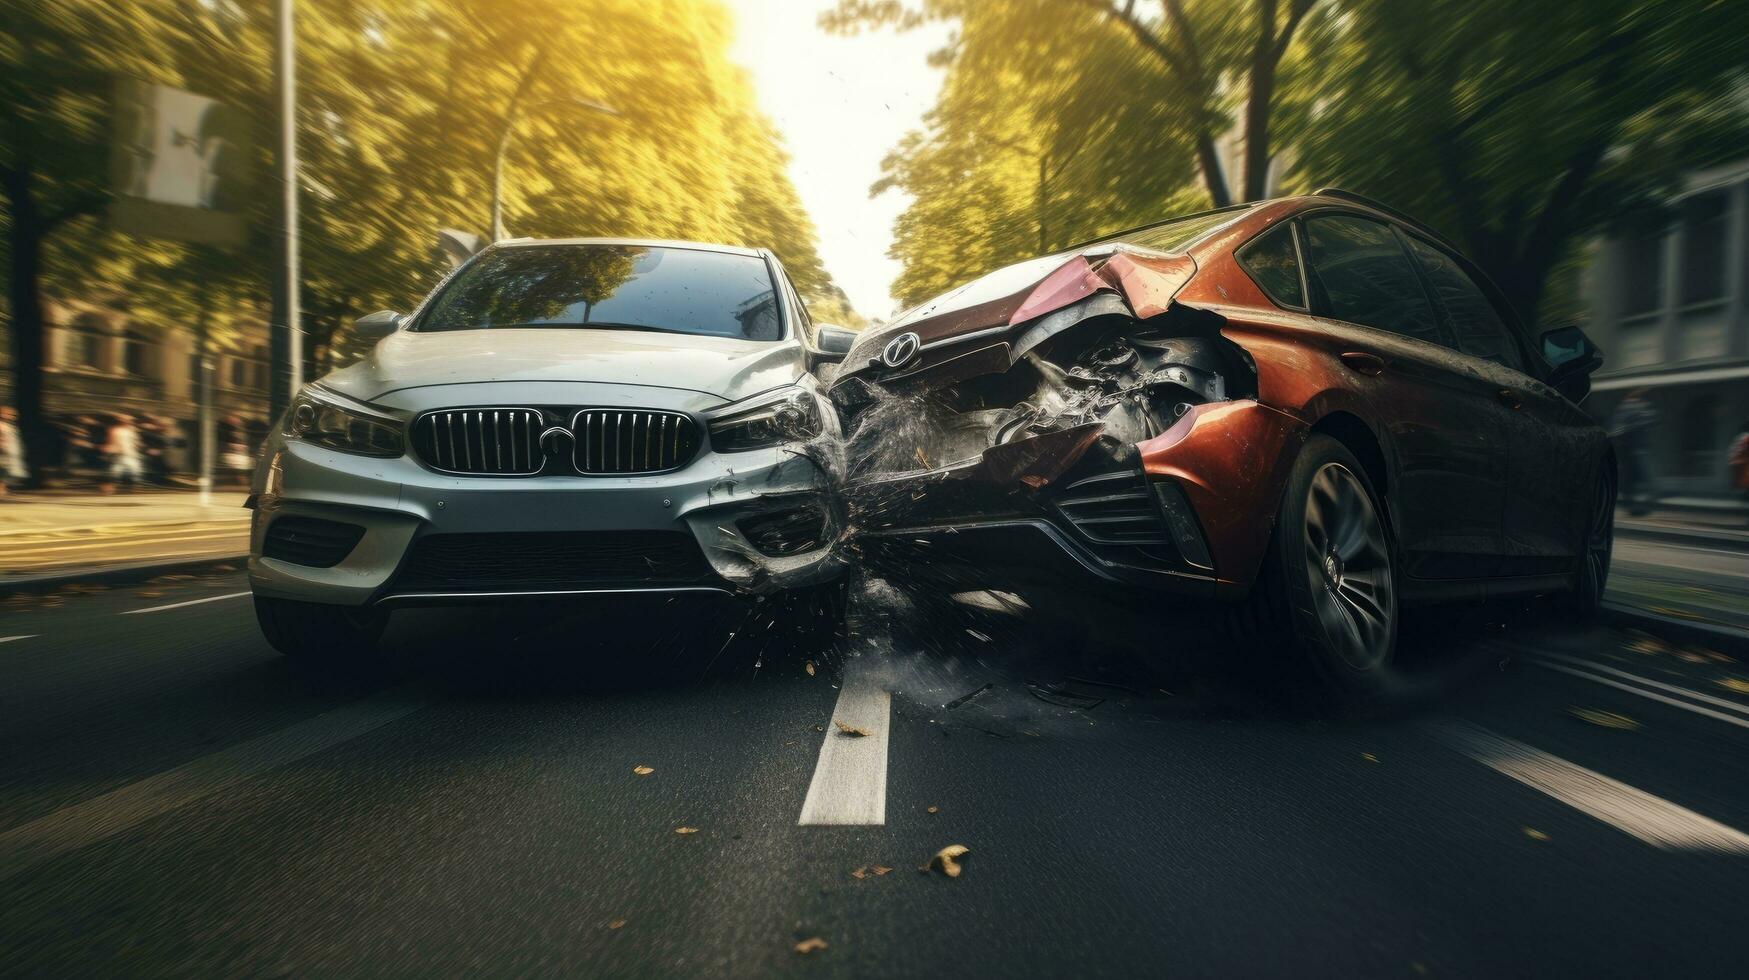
left=415, top=244, right=781, bottom=341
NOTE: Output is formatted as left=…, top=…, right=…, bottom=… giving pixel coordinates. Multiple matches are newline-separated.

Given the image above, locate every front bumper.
left=248, top=433, right=840, bottom=608
left=849, top=399, right=1307, bottom=601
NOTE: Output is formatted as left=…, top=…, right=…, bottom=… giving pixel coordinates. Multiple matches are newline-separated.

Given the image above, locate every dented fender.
left=1138, top=399, right=1308, bottom=595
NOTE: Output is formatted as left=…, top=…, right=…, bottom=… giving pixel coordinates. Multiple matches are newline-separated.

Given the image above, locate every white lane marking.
left=1434, top=721, right=1749, bottom=852
left=121, top=592, right=251, bottom=616
left=0, top=692, right=427, bottom=882
left=1533, top=653, right=1749, bottom=727
left=799, top=666, right=891, bottom=826
left=0, top=635, right=37, bottom=645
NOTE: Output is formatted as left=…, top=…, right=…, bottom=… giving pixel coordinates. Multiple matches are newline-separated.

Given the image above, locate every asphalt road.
left=3, top=567, right=1749, bottom=978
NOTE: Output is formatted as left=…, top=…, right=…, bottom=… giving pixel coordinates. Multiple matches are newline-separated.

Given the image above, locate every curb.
left=0, top=554, right=249, bottom=596
left=1601, top=601, right=1749, bottom=658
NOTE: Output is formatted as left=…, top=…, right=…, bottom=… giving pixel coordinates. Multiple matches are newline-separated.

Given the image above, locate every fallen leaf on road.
left=927, top=844, right=970, bottom=878
left=795, top=937, right=828, bottom=954
left=608, top=919, right=627, bottom=929
left=926, top=806, right=939, bottom=814
left=1361, top=753, right=1380, bottom=763
left=135, top=591, right=163, bottom=598
left=674, top=826, right=699, bottom=835
left=1566, top=706, right=1640, bottom=730
left=872, top=865, right=892, bottom=876
left=805, top=660, right=816, bottom=676
left=632, top=766, right=654, bottom=776
left=835, top=721, right=873, bottom=737
left=850, top=867, right=867, bottom=879
left=1523, top=827, right=1549, bottom=841
left=1716, top=677, right=1749, bottom=694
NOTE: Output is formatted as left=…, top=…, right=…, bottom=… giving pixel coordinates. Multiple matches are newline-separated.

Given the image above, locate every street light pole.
left=490, top=95, right=619, bottom=242
left=268, top=0, right=301, bottom=423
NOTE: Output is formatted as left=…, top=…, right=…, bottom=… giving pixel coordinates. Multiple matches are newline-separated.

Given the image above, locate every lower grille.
left=262, top=516, right=365, bottom=568
left=738, top=506, right=827, bottom=557
left=393, top=530, right=715, bottom=592
left=573, top=409, right=699, bottom=474
left=1052, top=470, right=1171, bottom=546
left=413, top=408, right=543, bottom=475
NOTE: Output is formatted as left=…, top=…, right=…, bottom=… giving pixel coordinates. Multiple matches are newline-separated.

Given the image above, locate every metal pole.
left=269, top=0, right=301, bottom=422
left=194, top=263, right=215, bottom=508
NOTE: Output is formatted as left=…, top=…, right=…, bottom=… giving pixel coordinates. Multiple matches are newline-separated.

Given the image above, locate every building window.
left=1679, top=191, right=1729, bottom=307
left=1675, top=394, right=1718, bottom=477
left=230, top=357, right=246, bottom=388
left=122, top=328, right=156, bottom=378
left=1619, top=216, right=1665, bottom=317
left=68, top=314, right=107, bottom=370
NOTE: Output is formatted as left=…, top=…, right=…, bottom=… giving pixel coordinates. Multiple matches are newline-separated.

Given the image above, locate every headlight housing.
left=707, top=386, right=822, bottom=453
left=282, top=386, right=405, bottom=458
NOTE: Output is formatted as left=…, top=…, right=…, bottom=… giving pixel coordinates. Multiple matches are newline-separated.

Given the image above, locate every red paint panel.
left=1006, top=255, right=1108, bottom=326
left=1138, top=399, right=1308, bottom=593
left=1095, top=251, right=1196, bottom=320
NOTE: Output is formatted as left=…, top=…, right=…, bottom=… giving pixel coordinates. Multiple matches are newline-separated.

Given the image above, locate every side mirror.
left=354, top=310, right=405, bottom=339
left=815, top=324, right=857, bottom=358
left=1540, top=323, right=1603, bottom=404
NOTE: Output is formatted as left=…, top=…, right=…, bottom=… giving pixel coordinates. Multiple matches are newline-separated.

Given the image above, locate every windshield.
left=415, top=243, right=782, bottom=341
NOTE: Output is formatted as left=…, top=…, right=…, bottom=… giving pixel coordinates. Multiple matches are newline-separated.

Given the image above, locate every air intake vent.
left=1052, top=470, right=1171, bottom=546
left=262, top=516, right=365, bottom=568
left=573, top=409, right=699, bottom=474
left=394, top=531, right=713, bottom=591
left=413, top=408, right=543, bottom=475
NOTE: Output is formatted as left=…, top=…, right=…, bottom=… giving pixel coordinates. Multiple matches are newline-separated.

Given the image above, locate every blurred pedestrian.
left=1729, top=420, right=1749, bottom=523
left=220, top=414, right=252, bottom=485
left=1609, top=388, right=1660, bottom=517
left=0, top=405, right=27, bottom=495
left=101, top=414, right=144, bottom=493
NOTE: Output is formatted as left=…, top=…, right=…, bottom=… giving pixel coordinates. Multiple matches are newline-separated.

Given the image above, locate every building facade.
left=0, top=297, right=273, bottom=473
left=1583, top=159, right=1749, bottom=501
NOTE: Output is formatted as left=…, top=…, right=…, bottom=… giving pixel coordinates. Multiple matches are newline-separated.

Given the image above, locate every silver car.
left=247, top=238, right=856, bottom=661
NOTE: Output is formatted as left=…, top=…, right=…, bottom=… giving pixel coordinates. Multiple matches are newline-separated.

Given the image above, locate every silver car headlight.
left=707, top=386, right=822, bottom=453
left=283, top=386, right=405, bottom=458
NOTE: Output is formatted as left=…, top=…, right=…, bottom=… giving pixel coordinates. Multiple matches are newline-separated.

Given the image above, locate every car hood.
left=319, top=328, right=806, bottom=405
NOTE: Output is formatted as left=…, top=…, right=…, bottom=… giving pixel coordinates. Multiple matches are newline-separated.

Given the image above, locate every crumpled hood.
left=319, top=327, right=806, bottom=405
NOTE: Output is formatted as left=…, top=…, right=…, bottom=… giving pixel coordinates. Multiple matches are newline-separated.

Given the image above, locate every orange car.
left=831, top=190, right=1612, bottom=699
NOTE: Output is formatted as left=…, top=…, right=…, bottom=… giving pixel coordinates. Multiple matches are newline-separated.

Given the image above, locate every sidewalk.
left=0, top=490, right=251, bottom=581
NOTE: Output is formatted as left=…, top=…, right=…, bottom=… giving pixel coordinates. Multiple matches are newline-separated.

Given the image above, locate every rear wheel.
left=254, top=594, right=390, bottom=663
left=1568, top=465, right=1615, bottom=617
left=1235, top=434, right=1399, bottom=702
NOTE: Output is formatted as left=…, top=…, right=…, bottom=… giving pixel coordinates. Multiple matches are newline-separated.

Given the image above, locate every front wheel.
left=254, top=594, right=390, bottom=663
left=1235, top=434, right=1399, bottom=702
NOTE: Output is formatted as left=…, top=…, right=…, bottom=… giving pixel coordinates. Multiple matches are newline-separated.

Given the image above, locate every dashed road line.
left=121, top=592, right=252, bottom=616
left=1531, top=655, right=1749, bottom=732
left=0, top=635, right=37, bottom=645
left=799, top=665, right=891, bottom=826
left=0, top=692, right=428, bottom=882
left=1434, top=721, right=1749, bottom=852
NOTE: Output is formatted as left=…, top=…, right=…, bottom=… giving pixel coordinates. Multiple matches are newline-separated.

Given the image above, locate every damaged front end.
left=830, top=246, right=1280, bottom=598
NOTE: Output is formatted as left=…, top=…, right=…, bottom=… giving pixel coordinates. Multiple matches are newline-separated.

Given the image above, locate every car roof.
left=490, top=237, right=766, bottom=258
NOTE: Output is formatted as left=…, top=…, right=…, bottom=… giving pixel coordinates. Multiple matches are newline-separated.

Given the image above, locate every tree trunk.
left=1193, top=133, right=1232, bottom=208
left=3, top=166, right=53, bottom=481
left=1242, top=47, right=1277, bottom=202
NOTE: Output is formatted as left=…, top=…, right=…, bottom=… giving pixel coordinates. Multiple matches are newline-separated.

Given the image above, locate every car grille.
left=262, top=516, right=365, bottom=568
left=573, top=409, right=699, bottom=475
left=393, top=530, right=715, bottom=592
left=413, top=408, right=543, bottom=475
left=1052, top=469, right=1171, bottom=546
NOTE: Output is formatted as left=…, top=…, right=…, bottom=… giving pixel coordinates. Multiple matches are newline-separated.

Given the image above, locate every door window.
left=1404, top=236, right=1527, bottom=373
left=1237, top=223, right=1305, bottom=309
left=1302, top=215, right=1446, bottom=346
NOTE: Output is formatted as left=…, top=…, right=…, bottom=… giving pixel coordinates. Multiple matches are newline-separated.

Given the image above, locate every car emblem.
left=880, top=332, right=922, bottom=370
left=539, top=425, right=575, bottom=463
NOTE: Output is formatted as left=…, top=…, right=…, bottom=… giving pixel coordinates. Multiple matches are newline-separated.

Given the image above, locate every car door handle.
left=1496, top=388, right=1523, bottom=410
left=1340, top=351, right=1387, bottom=376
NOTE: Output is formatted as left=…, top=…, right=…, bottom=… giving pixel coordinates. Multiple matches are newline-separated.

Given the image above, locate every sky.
left=725, top=0, right=953, bottom=321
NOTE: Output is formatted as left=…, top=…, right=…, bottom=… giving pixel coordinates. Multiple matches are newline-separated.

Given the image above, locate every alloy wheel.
left=1302, top=462, right=1396, bottom=672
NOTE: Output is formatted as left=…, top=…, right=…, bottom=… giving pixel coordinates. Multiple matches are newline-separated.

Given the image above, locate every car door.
left=1401, top=234, right=1595, bottom=574
left=1299, top=213, right=1508, bottom=579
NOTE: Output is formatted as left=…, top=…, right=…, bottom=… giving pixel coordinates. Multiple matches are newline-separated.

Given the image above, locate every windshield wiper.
left=471, top=321, right=676, bottom=333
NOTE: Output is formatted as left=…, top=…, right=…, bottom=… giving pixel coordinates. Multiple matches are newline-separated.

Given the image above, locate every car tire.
left=1567, top=464, right=1615, bottom=618
left=254, top=594, right=390, bottom=662
left=1234, top=434, right=1399, bottom=703
left=766, top=578, right=851, bottom=654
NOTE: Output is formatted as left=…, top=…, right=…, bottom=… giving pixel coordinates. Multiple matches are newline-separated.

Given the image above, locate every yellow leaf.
left=1565, top=707, right=1640, bottom=730
left=835, top=721, right=873, bottom=737
left=608, top=919, right=627, bottom=929
left=1717, top=677, right=1749, bottom=694
left=675, top=826, right=699, bottom=835
left=926, top=805, right=939, bottom=814
left=794, top=937, right=828, bottom=954
left=632, top=766, right=654, bottom=776
left=872, top=865, right=892, bottom=876
left=805, top=661, right=816, bottom=676
left=928, top=844, right=970, bottom=878
left=1523, top=827, right=1549, bottom=841
left=1361, top=753, right=1379, bottom=763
